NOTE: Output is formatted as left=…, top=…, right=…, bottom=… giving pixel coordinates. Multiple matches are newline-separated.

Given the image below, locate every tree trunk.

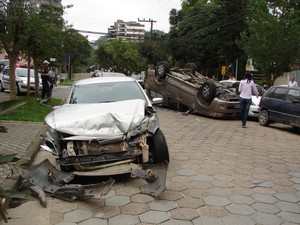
left=9, top=55, right=18, bottom=100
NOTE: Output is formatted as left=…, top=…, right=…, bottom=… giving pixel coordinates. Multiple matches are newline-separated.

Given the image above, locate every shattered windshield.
left=69, top=81, right=147, bottom=104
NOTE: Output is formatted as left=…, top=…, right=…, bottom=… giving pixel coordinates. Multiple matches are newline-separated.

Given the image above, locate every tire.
left=185, top=63, right=197, bottom=75
left=259, top=109, right=269, bottom=126
left=199, top=81, right=217, bottom=103
left=156, top=61, right=169, bottom=79
left=148, top=129, right=169, bottom=163
left=0, top=81, right=4, bottom=92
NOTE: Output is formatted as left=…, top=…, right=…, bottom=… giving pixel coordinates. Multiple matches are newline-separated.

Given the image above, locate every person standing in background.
left=41, top=60, right=51, bottom=102
left=238, top=72, right=259, bottom=128
left=288, top=76, right=298, bottom=87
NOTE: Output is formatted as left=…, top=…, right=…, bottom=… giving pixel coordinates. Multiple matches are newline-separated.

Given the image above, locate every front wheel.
left=148, top=129, right=169, bottom=163
left=259, top=109, right=270, bottom=126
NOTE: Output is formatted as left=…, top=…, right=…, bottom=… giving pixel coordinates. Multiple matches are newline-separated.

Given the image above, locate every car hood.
left=45, top=99, right=146, bottom=136
left=251, top=96, right=261, bottom=105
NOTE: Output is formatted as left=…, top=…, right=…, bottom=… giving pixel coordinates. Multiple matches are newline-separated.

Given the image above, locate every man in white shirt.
left=288, top=76, right=298, bottom=87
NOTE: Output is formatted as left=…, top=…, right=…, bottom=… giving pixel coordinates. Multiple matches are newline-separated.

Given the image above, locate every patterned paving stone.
left=78, top=218, right=108, bottom=225
left=148, top=200, right=177, bottom=211
left=108, top=214, right=140, bottom=225
left=277, top=211, right=300, bottom=224
left=94, top=206, right=120, bottom=219
left=176, top=196, right=205, bottom=209
left=161, top=219, right=193, bottom=225
left=120, top=202, right=149, bottom=215
left=169, top=208, right=199, bottom=220
left=203, top=196, right=231, bottom=207
left=225, top=204, right=255, bottom=215
left=275, top=201, right=300, bottom=213
left=251, top=194, right=279, bottom=204
left=251, top=202, right=280, bottom=214
left=222, top=215, right=255, bottom=225
left=176, top=169, right=197, bottom=176
left=192, top=174, right=215, bottom=182
left=192, top=216, right=224, bottom=225
left=208, top=187, right=231, bottom=196
left=105, top=196, right=131, bottom=207
left=274, top=193, right=300, bottom=203
left=63, top=209, right=93, bottom=223
left=197, top=206, right=229, bottom=218
left=250, top=212, right=283, bottom=225
left=227, top=195, right=255, bottom=205
left=139, top=211, right=170, bottom=224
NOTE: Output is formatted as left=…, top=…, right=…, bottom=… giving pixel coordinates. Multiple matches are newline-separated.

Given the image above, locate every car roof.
left=75, top=76, right=135, bottom=86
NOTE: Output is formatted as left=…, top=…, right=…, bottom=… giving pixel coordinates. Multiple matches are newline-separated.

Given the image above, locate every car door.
left=267, top=87, right=287, bottom=123
left=1, top=68, right=10, bottom=89
left=281, top=88, right=300, bottom=127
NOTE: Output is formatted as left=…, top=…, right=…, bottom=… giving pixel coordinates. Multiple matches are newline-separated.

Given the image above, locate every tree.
left=22, top=3, right=64, bottom=97
left=168, top=0, right=249, bottom=77
left=95, top=39, right=147, bottom=75
left=0, top=0, right=28, bottom=100
left=61, top=28, right=92, bottom=78
left=238, top=0, right=300, bottom=86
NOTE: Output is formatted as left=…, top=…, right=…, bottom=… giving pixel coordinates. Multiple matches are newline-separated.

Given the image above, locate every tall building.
left=108, top=20, right=145, bottom=42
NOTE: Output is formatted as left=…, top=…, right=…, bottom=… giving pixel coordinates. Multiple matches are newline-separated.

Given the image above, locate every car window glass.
left=70, top=81, right=146, bottom=104
left=271, top=87, right=286, bottom=100
left=287, top=89, right=300, bottom=102
left=2, top=69, right=8, bottom=75
left=17, top=69, right=34, bottom=78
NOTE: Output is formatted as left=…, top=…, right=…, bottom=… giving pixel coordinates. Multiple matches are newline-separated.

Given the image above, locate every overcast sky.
left=61, top=0, right=182, bottom=41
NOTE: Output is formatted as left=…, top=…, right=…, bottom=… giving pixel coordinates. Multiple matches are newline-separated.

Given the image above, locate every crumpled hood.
left=45, top=99, right=146, bottom=136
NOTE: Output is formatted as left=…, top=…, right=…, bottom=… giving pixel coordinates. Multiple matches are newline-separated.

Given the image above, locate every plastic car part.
left=20, top=159, right=115, bottom=202
left=131, top=161, right=168, bottom=197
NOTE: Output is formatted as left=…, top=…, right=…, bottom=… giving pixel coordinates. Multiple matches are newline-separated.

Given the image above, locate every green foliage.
left=168, top=0, right=248, bottom=75
left=0, top=100, right=26, bottom=116
left=95, top=39, right=147, bottom=75
left=238, top=0, right=300, bottom=85
left=0, top=97, right=62, bottom=122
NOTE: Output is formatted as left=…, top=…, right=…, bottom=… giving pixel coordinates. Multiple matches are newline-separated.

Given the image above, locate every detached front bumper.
left=19, top=159, right=168, bottom=205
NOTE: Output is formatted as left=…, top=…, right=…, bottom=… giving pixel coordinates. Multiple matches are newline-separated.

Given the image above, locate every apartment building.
left=108, top=20, right=145, bottom=42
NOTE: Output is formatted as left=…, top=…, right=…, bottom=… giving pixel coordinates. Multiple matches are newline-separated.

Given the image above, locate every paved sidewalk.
left=0, top=107, right=299, bottom=225
left=0, top=121, right=45, bottom=184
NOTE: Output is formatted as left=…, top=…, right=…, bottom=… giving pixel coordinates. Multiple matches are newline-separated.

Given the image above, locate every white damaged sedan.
left=41, top=76, right=169, bottom=196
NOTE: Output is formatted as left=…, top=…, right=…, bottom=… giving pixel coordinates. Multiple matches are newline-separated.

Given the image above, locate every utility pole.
left=138, top=18, right=157, bottom=39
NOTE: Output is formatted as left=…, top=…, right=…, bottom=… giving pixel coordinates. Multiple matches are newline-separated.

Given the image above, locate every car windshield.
left=69, top=81, right=147, bottom=104
left=17, top=69, right=35, bottom=78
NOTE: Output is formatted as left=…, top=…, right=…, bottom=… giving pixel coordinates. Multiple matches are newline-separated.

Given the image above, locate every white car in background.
left=0, top=66, right=42, bottom=95
left=220, top=80, right=266, bottom=117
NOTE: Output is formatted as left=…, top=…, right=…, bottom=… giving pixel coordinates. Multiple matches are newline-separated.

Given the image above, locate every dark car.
left=145, top=61, right=240, bottom=118
left=259, top=85, right=300, bottom=128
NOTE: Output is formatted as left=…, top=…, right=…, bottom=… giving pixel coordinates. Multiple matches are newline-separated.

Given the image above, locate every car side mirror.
left=152, top=97, right=163, bottom=105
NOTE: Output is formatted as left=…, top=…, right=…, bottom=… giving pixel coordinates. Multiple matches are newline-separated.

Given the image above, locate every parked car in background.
left=0, top=66, right=42, bottom=95
left=259, top=85, right=300, bottom=129
left=145, top=61, right=240, bottom=118
left=91, top=71, right=126, bottom=78
left=41, top=76, right=169, bottom=196
left=0, top=59, right=9, bottom=71
left=131, top=73, right=144, bottom=88
left=220, top=80, right=266, bottom=117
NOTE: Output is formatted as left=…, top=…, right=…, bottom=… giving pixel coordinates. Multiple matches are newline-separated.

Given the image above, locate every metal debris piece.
left=131, top=161, right=168, bottom=197
left=20, top=159, right=114, bottom=202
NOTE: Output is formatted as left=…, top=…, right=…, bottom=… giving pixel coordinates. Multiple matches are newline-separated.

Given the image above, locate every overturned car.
left=39, top=76, right=169, bottom=198
left=145, top=62, right=240, bottom=118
